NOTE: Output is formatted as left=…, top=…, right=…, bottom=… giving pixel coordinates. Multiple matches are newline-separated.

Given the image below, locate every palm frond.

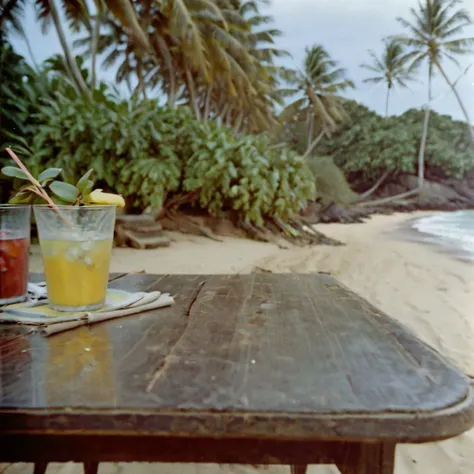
left=0, top=0, right=26, bottom=34
left=103, top=0, right=150, bottom=51
left=363, top=77, right=384, bottom=85
left=396, top=16, right=428, bottom=42
left=34, top=0, right=52, bottom=34
left=279, top=97, right=306, bottom=122
left=62, top=0, right=90, bottom=32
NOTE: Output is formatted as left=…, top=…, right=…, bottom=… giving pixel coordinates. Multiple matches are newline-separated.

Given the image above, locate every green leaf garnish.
left=49, top=181, right=79, bottom=203
left=38, top=168, right=62, bottom=183
left=1, top=166, right=29, bottom=180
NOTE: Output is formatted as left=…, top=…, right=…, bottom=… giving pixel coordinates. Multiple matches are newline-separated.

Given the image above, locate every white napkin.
left=27, top=282, right=48, bottom=301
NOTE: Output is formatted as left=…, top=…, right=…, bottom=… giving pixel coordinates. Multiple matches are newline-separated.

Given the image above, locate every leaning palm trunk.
left=59, top=55, right=80, bottom=95
left=234, top=112, right=244, bottom=134
left=435, top=61, right=474, bottom=144
left=90, top=15, right=101, bottom=89
left=219, top=103, right=230, bottom=125
left=306, top=113, right=314, bottom=151
left=357, top=188, right=419, bottom=207
left=362, top=87, right=394, bottom=199
left=204, top=84, right=214, bottom=120
left=417, top=68, right=433, bottom=190
left=49, top=0, right=90, bottom=97
left=360, top=170, right=391, bottom=200
left=185, top=68, right=200, bottom=119
left=22, top=31, right=38, bottom=70
left=303, top=130, right=325, bottom=159
left=136, top=63, right=147, bottom=99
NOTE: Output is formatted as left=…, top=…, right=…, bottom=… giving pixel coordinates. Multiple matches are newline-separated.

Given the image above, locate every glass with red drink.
left=0, top=205, right=31, bottom=305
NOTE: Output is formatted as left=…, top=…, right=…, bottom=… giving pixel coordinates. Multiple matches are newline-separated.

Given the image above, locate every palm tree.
left=1, top=0, right=150, bottom=96
left=361, top=39, right=418, bottom=116
left=358, top=39, right=419, bottom=198
left=279, top=44, right=355, bottom=157
left=0, top=0, right=38, bottom=67
left=200, top=0, right=290, bottom=132
left=397, top=0, right=474, bottom=187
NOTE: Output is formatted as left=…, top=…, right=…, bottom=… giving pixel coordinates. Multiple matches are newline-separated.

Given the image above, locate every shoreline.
left=25, top=211, right=474, bottom=474
left=389, top=210, right=474, bottom=264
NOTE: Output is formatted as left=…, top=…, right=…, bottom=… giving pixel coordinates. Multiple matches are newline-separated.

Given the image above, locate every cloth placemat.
left=0, top=281, right=175, bottom=336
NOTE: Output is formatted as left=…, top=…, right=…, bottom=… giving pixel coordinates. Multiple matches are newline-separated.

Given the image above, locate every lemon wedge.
left=88, top=189, right=125, bottom=208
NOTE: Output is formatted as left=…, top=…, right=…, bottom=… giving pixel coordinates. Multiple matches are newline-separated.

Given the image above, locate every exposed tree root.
left=237, top=220, right=272, bottom=242
left=161, top=210, right=224, bottom=242
left=290, top=216, right=343, bottom=246
left=156, top=208, right=342, bottom=247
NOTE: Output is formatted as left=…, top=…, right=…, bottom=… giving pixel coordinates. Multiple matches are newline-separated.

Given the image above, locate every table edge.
left=1, top=383, right=473, bottom=443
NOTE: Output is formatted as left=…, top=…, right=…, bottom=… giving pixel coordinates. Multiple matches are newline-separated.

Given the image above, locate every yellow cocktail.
left=33, top=205, right=116, bottom=312
left=41, top=239, right=112, bottom=310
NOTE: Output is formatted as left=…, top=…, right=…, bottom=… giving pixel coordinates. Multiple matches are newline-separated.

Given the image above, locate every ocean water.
left=412, top=210, right=474, bottom=260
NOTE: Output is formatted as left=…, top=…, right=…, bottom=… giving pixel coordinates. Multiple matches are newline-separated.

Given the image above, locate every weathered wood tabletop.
left=1, top=273, right=473, bottom=474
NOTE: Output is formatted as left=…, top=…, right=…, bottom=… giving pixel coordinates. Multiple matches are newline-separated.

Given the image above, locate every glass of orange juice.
left=33, top=205, right=116, bottom=311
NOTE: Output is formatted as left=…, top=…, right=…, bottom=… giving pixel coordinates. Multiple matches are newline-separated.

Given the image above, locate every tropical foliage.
left=1, top=0, right=474, bottom=225
left=308, top=101, right=474, bottom=188
left=12, top=92, right=315, bottom=226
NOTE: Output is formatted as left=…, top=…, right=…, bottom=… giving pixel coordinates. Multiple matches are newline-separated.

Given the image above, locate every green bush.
left=27, top=93, right=316, bottom=225
left=307, top=156, right=359, bottom=208
left=281, top=98, right=474, bottom=184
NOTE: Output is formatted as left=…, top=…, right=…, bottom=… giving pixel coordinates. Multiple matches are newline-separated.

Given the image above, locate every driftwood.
left=115, top=215, right=170, bottom=249
left=161, top=211, right=224, bottom=242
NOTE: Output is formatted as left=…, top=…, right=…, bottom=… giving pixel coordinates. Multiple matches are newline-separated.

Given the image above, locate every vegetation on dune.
left=283, top=100, right=474, bottom=196
left=24, top=93, right=316, bottom=227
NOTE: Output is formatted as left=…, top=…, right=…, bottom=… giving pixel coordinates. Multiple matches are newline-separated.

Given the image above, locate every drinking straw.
left=6, top=148, right=73, bottom=228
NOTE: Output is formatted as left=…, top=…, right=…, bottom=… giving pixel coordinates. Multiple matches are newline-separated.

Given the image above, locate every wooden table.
left=1, top=273, right=473, bottom=474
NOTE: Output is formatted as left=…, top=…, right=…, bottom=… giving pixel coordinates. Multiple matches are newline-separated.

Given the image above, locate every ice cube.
left=65, top=244, right=83, bottom=262
left=80, top=241, right=94, bottom=252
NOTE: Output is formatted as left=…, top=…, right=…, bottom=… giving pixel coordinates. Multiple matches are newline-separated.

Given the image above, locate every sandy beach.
left=9, top=212, right=474, bottom=474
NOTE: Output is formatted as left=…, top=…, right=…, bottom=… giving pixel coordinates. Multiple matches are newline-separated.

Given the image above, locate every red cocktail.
left=0, top=234, right=29, bottom=304
left=0, top=206, right=31, bottom=306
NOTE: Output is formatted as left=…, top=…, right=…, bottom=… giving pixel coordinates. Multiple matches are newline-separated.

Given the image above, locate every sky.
left=8, top=0, right=474, bottom=121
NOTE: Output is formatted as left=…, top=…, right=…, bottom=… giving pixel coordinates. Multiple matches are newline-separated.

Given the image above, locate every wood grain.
left=0, top=273, right=473, bottom=443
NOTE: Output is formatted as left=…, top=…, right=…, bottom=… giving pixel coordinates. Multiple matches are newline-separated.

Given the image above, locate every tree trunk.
left=49, top=0, right=90, bottom=97
left=306, top=113, right=314, bottom=152
left=204, top=84, right=214, bottom=120
left=360, top=170, right=391, bottom=199
left=363, top=88, right=392, bottom=199
left=385, top=86, right=391, bottom=117
left=225, top=107, right=233, bottom=127
left=167, top=72, right=177, bottom=108
left=418, top=66, right=432, bottom=190
left=303, top=130, right=325, bottom=159
left=234, top=112, right=244, bottom=134
left=90, top=14, right=101, bottom=89
left=219, top=103, right=230, bottom=125
left=136, top=62, right=148, bottom=99
left=435, top=61, right=474, bottom=143
left=357, top=188, right=419, bottom=207
left=418, top=106, right=430, bottom=189
left=185, top=68, right=200, bottom=119
left=59, top=55, right=80, bottom=94
left=22, top=30, right=38, bottom=70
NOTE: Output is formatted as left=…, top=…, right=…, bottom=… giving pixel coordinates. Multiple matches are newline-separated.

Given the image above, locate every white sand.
left=11, top=213, right=474, bottom=474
